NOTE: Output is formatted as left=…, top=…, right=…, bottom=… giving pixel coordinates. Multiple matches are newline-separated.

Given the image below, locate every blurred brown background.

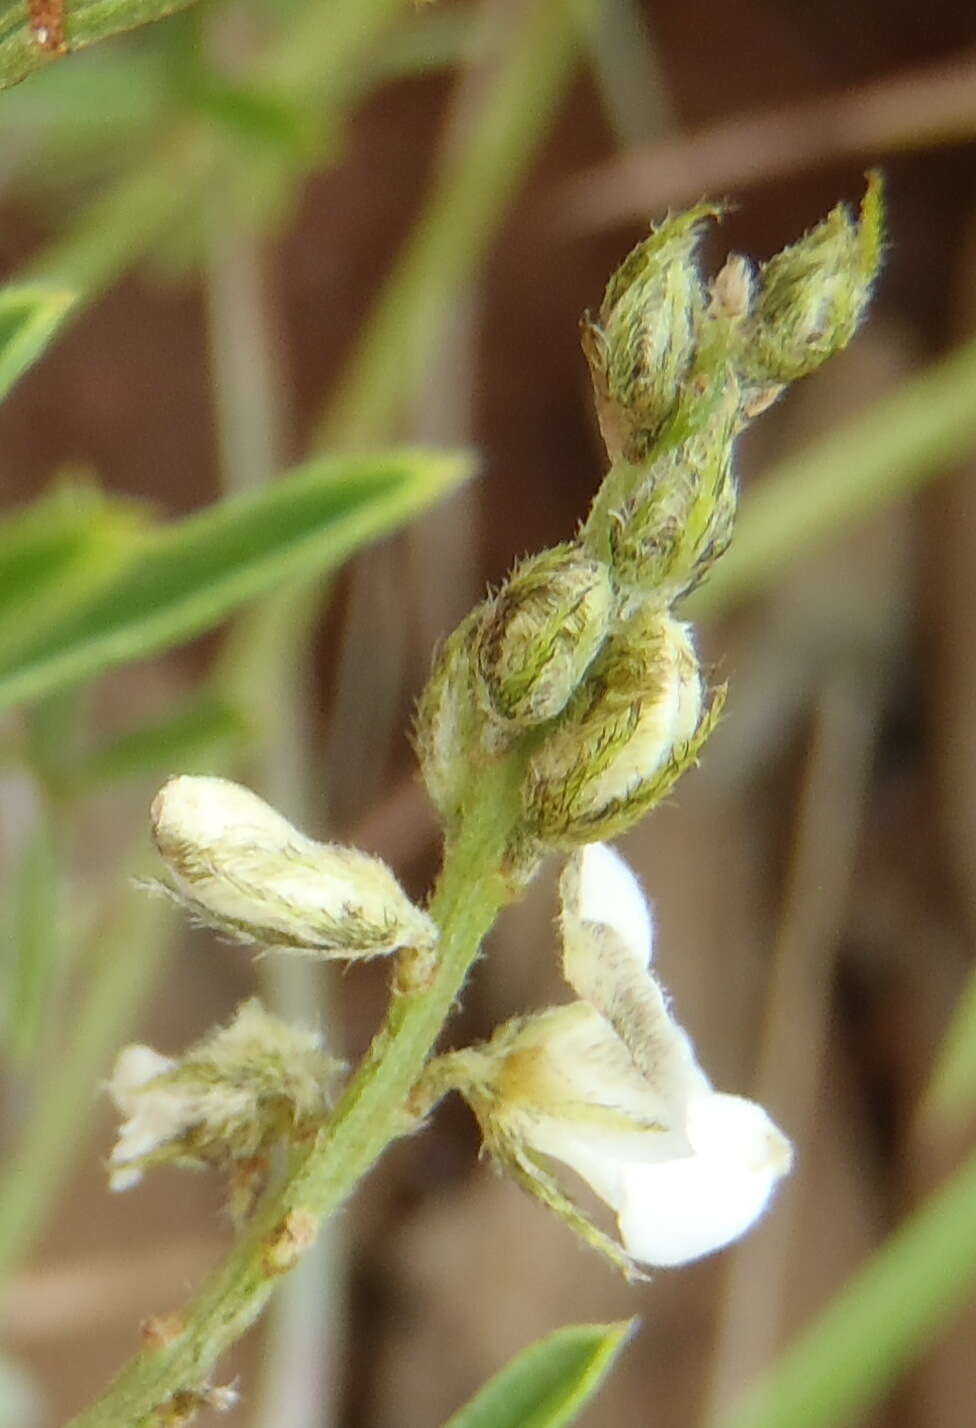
left=2, top=0, right=976, bottom=1424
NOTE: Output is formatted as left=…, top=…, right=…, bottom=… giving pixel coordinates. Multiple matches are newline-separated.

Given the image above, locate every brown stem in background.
left=558, top=50, right=976, bottom=228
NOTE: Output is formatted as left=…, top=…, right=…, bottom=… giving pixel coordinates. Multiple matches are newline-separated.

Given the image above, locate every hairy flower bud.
left=107, top=998, right=340, bottom=1193
left=414, top=607, right=486, bottom=830
left=523, top=609, right=720, bottom=848
left=581, top=204, right=717, bottom=463
left=582, top=387, right=740, bottom=603
left=741, top=173, right=884, bottom=386
left=477, top=545, right=614, bottom=727
left=150, top=776, right=436, bottom=958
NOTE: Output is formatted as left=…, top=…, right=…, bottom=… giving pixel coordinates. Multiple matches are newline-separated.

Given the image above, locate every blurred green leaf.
left=0, top=284, right=75, bottom=402
left=0, top=482, right=147, bottom=662
left=0, top=448, right=472, bottom=711
left=72, top=691, right=251, bottom=788
left=0, top=0, right=201, bottom=92
left=689, top=334, right=976, bottom=617
left=442, top=1321, right=634, bottom=1428
left=720, top=1149, right=976, bottom=1428
left=919, top=966, right=976, bottom=1131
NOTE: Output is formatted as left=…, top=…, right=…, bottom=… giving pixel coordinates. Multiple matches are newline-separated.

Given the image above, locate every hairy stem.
left=65, top=761, right=524, bottom=1426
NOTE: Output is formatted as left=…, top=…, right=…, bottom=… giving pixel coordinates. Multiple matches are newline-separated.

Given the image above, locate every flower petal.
left=561, top=843, right=653, bottom=968
left=615, top=1093, right=793, bottom=1266
left=499, top=1005, right=693, bottom=1162
left=560, top=846, right=710, bottom=1111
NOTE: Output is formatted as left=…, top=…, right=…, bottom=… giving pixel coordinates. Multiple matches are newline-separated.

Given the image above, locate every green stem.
left=0, top=876, right=175, bottom=1278
left=317, top=0, right=579, bottom=449
left=65, top=763, right=524, bottom=1426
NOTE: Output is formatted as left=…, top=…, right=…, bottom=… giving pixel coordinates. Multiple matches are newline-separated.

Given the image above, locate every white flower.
left=148, top=775, right=437, bottom=959
left=468, top=843, right=792, bottom=1269
left=106, top=999, right=340, bottom=1193
left=106, top=1045, right=182, bottom=1191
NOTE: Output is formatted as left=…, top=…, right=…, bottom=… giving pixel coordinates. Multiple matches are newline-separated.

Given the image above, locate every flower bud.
left=582, top=388, right=739, bottom=603
left=414, top=607, right=486, bottom=830
left=741, top=173, right=884, bottom=385
left=476, top=545, right=614, bottom=727
left=581, top=204, right=717, bottom=463
left=107, top=998, right=340, bottom=1193
left=523, top=609, right=721, bottom=848
left=150, top=775, right=437, bottom=958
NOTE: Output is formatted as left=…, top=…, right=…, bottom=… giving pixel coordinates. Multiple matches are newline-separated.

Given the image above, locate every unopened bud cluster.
left=417, top=177, right=883, bottom=854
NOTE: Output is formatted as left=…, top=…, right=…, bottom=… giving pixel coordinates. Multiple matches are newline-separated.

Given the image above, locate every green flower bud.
left=476, top=545, right=614, bottom=727
left=414, top=606, right=486, bottom=830
left=582, top=385, right=740, bottom=603
left=107, top=998, right=341, bottom=1194
left=581, top=204, right=718, bottom=463
left=150, top=776, right=437, bottom=959
left=741, top=173, right=884, bottom=385
left=523, top=608, right=722, bottom=847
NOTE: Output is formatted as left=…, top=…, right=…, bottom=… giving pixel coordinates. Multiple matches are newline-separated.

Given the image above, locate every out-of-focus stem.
left=22, top=0, right=409, bottom=311
left=205, top=179, right=342, bottom=1428
left=0, top=874, right=176, bottom=1280
left=317, top=0, right=580, bottom=450
left=578, top=0, right=672, bottom=146
left=704, top=668, right=882, bottom=1421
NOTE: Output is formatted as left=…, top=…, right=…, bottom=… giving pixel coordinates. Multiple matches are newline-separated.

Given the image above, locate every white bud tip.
left=151, top=775, right=298, bottom=851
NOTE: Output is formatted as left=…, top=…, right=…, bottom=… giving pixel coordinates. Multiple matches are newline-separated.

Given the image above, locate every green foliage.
left=0, top=0, right=201, bottom=92
left=0, top=283, right=75, bottom=401
left=921, top=967, right=976, bottom=1130
left=0, top=482, right=147, bottom=662
left=0, top=449, right=472, bottom=711
left=442, top=1321, right=635, bottom=1428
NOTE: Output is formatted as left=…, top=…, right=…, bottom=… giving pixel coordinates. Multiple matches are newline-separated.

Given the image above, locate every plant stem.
left=65, top=761, right=524, bottom=1426
left=0, top=872, right=176, bottom=1279
left=317, top=0, right=579, bottom=449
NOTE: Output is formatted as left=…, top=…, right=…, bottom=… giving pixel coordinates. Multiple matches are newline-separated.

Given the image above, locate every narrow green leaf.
left=689, top=333, right=976, bottom=617
left=0, top=284, right=76, bottom=402
left=720, top=1149, right=976, bottom=1428
left=442, top=1320, right=635, bottom=1428
left=0, top=448, right=472, bottom=712
left=72, top=692, right=251, bottom=788
left=0, top=482, right=147, bottom=663
left=0, top=0, right=201, bottom=92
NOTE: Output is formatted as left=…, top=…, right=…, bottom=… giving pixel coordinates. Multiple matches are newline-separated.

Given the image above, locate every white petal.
left=150, top=776, right=301, bottom=852
left=512, top=1005, right=692, bottom=1157
left=559, top=848, right=710, bottom=1112
left=615, top=1094, right=793, bottom=1267
left=563, top=843, right=653, bottom=968
left=108, top=1045, right=176, bottom=1112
